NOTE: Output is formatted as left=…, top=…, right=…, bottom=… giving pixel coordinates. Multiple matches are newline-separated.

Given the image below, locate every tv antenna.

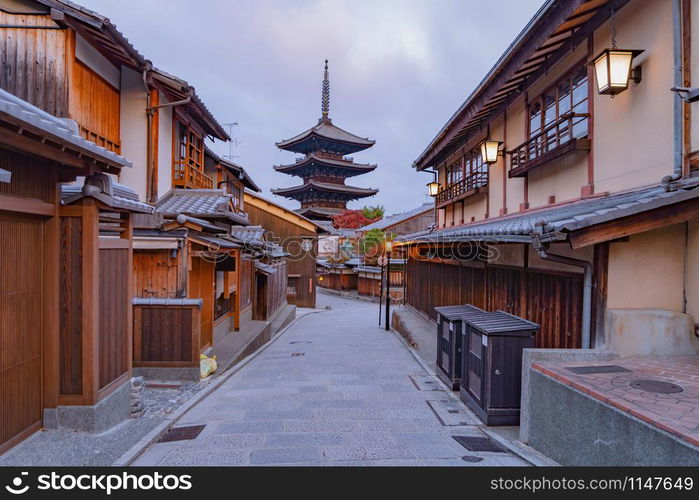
left=223, top=122, right=241, bottom=159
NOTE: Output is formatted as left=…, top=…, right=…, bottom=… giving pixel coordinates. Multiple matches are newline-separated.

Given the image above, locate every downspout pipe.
left=662, top=0, right=685, bottom=190
left=141, top=63, right=155, bottom=203
left=534, top=240, right=593, bottom=349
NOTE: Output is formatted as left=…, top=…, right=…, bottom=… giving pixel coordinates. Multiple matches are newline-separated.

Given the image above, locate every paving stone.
left=264, top=433, right=345, bottom=447
left=323, top=445, right=414, bottom=461
left=250, top=447, right=323, bottom=465
left=213, top=421, right=284, bottom=434
left=159, top=450, right=251, bottom=466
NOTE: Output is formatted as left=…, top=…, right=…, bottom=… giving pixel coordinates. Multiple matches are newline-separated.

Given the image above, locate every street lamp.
left=592, top=48, right=643, bottom=96
left=384, top=238, right=393, bottom=331
left=480, top=140, right=503, bottom=165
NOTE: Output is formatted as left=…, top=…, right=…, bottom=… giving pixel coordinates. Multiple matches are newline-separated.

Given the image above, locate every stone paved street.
left=133, top=293, right=529, bottom=466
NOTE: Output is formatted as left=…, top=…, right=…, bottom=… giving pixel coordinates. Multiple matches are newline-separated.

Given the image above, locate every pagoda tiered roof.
left=296, top=206, right=346, bottom=219
left=272, top=181, right=378, bottom=202
left=273, top=153, right=377, bottom=178
left=276, top=117, right=375, bottom=155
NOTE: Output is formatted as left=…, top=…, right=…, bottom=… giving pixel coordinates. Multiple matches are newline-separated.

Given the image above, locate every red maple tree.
left=332, top=209, right=380, bottom=229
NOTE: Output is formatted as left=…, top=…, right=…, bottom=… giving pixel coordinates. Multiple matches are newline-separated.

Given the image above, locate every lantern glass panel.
left=481, top=141, right=500, bottom=164
left=427, top=181, right=439, bottom=196
left=609, top=50, right=633, bottom=88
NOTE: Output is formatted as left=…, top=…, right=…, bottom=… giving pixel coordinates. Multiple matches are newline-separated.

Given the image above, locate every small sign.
left=378, top=256, right=388, bottom=266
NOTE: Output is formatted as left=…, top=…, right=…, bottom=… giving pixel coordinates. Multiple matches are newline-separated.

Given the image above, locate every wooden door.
left=254, top=272, right=267, bottom=321
left=189, top=257, right=215, bottom=350
left=0, top=213, right=44, bottom=451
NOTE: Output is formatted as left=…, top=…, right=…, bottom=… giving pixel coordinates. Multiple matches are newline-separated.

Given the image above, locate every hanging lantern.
left=427, top=181, right=439, bottom=197
left=592, top=49, right=643, bottom=96
left=480, top=140, right=502, bottom=164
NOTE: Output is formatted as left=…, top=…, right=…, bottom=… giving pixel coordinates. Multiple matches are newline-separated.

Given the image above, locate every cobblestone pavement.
left=133, top=293, right=529, bottom=466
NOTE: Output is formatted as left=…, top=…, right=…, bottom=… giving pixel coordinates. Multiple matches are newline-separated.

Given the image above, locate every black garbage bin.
left=459, top=310, right=539, bottom=425
left=433, top=305, right=487, bottom=390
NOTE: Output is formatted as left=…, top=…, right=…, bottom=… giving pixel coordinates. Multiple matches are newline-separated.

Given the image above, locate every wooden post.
left=82, top=200, right=100, bottom=405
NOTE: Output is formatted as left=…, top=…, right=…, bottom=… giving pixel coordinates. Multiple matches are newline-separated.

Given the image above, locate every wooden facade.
left=0, top=95, right=134, bottom=452
left=133, top=302, right=201, bottom=368
left=244, top=192, right=320, bottom=308
left=253, top=260, right=288, bottom=321
left=406, top=255, right=583, bottom=350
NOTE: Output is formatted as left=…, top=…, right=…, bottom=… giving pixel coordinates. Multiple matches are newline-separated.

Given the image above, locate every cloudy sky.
left=81, top=0, right=542, bottom=215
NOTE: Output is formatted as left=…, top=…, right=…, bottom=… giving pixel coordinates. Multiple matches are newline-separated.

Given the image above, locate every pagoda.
left=273, top=60, right=378, bottom=221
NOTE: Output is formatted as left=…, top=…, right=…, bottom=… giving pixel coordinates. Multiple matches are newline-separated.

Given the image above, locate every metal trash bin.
left=434, top=305, right=487, bottom=390
left=459, top=310, right=539, bottom=425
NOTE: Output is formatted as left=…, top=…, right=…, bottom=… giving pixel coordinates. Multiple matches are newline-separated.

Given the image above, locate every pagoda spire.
left=321, top=59, right=330, bottom=121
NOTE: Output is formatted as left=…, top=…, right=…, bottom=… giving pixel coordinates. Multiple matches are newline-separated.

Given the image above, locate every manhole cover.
left=291, top=352, right=305, bottom=357
left=461, top=455, right=484, bottom=463
left=630, top=379, right=683, bottom=394
left=566, top=365, right=632, bottom=374
left=452, top=436, right=506, bottom=453
left=157, top=425, right=206, bottom=443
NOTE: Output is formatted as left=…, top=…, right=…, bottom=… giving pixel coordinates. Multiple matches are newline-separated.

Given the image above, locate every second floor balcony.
left=173, top=162, right=214, bottom=190
left=436, top=170, right=488, bottom=207
left=508, top=112, right=591, bottom=178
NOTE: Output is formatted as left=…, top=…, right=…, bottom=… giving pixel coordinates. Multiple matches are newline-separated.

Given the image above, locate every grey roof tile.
left=398, top=180, right=699, bottom=244
left=360, top=202, right=433, bottom=231
left=155, top=189, right=248, bottom=224
left=0, top=88, right=131, bottom=168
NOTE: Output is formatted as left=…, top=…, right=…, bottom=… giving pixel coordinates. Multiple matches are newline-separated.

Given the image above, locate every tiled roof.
left=0, top=88, right=131, bottom=168
left=61, top=178, right=153, bottom=213
left=295, top=206, right=346, bottom=219
left=313, top=220, right=358, bottom=237
left=398, top=180, right=699, bottom=244
left=360, top=202, right=433, bottom=231
left=272, top=181, right=378, bottom=196
left=156, top=189, right=248, bottom=225
left=230, top=225, right=265, bottom=246
left=276, top=119, right=375, bottom=151
left=274, top=153, right=376, bottom=174
left=355, top=266, right=382, bottom=274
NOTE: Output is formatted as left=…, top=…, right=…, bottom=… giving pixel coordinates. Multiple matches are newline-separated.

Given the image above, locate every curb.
left=113, top=308, right=327, bottom=466
left=387, top=324, right=545, bottom=467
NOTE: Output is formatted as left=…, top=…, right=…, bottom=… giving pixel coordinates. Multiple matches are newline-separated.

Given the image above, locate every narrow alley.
left=132, top=293, right=528, bottom=466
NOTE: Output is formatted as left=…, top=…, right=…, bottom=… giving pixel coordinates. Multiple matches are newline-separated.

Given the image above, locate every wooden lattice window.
left=173, top=121, right=212, bottom=189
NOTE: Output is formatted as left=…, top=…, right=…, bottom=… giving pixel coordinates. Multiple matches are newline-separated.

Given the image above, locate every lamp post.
left=384, top=239, right=393, bottom=331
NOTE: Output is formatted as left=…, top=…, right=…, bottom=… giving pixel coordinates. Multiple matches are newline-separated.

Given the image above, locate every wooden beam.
left=569, top=196, right=699, bottom=248
left=417, top=0, right=588, bottom=169
left=0, top=194, right=56, bottom=216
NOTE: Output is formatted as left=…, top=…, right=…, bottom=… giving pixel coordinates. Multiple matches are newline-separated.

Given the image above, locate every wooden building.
left=399, top=0, right=699, bottom=464
left=244, top=190, right=324, bottom=307
left=273, top=61, right=378, bottom=220
left=0, top=88, right=148, bottom=452
left=401, top=0, right=699, bottom=353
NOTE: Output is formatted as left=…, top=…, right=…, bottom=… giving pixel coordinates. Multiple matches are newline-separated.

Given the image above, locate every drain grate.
left=291, top=352, right=305, bottom=357
left=452, top=436, right=506, bottom=453
left=157, top=425, right=206, bottom=443
left=566, top=365, right=632, bottom=374
left=289, top=341, right=312, bottom=344
left=630, top=379, right=683, bottom=394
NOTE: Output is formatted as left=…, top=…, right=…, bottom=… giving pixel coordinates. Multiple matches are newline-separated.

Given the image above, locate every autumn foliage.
left=331, top=210, right=379, bottom=229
